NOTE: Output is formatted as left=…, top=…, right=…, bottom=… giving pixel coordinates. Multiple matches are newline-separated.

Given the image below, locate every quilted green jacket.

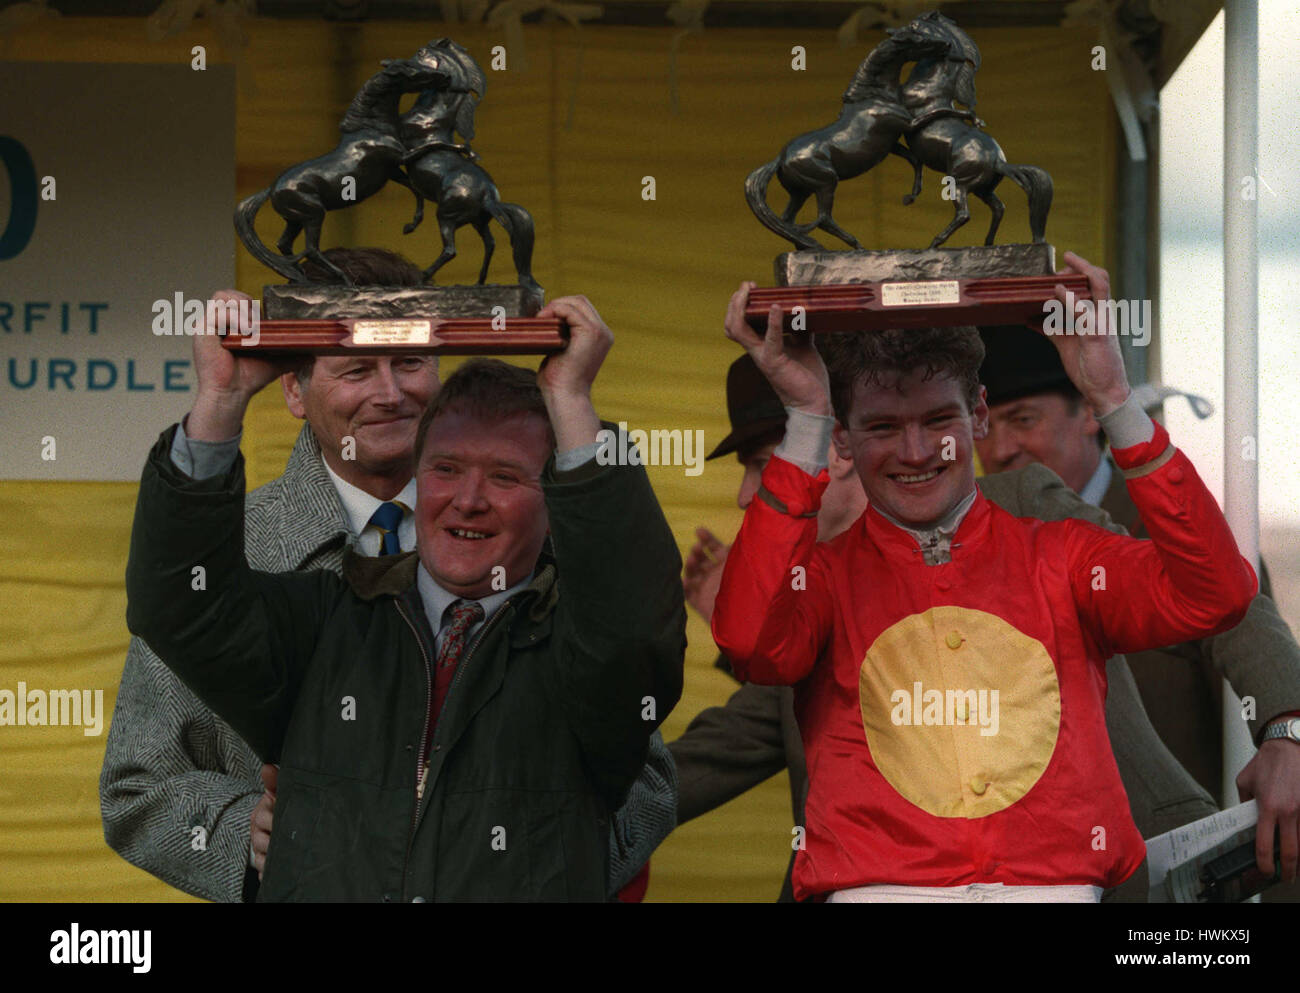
left=126, top=426, right=685, bottom=902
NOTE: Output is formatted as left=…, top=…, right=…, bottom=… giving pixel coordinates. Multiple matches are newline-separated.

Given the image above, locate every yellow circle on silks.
left=859, top=605, right=1061, bottom=819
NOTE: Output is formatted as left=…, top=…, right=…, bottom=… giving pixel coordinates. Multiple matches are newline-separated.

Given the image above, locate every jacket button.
left=945, top=631, right=963, bottom=649
left=412, top=896, right=427, bottom=903
left=982, top=861, right=997, bottom=875
left=1168, top=467, right=1184, bottom=484
left=936, top=577, right=951, bottom=591
left=969, top=777, right=988, bottom=796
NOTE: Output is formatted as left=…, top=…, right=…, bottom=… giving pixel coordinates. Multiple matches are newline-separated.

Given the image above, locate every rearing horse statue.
left=744, top=15, right=956, bottom=251
left=896, top=12, right=1053, bottom=248
left=399, top=39, right=538, bottom=290
left=234, top=43, right=453, bottom=284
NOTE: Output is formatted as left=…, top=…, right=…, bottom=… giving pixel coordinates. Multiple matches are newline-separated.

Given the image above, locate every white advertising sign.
left=0, top=63, right=235, bottom=480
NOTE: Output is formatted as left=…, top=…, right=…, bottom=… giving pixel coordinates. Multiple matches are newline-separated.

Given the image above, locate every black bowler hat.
left=978, top=324, right=1076, bottom=408
left=706, top=354, right=788, bottom=460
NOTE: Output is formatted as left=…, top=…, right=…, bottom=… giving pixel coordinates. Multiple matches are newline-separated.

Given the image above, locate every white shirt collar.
left=323, top=460, right=417, bottom=551
left=1078, top=456, right=1113, bottom=507
left=416, top=563, right=534, bottom=644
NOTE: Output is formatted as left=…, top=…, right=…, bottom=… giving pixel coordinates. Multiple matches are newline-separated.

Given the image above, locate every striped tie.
left=430, top=599, right=485, bottom=733
left=367, top=501, right=405, bottom=556
left=419, top=598, right=487, bottom=787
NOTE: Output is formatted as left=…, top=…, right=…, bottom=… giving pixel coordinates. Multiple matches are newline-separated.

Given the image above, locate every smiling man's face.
left=415, top=409, right=551, bottom=599
left=284, top=355, right=439, bottom=488
left=975, top=391, right=1102, bottom=494
left=832, top=370, right=988, bottom=529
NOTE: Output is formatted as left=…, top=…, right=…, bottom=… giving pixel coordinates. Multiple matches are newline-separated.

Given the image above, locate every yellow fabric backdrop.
left=0, top=16, right=1116, bottom=901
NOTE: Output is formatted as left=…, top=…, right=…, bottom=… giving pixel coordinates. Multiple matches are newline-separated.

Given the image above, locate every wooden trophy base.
left=744, top=273, right=1091, bottom=334
left=222, top=282, right=565, bottom=355
left=223, top=316, right=566, bottom=356
left=747, top=243, right=1089, bottom=334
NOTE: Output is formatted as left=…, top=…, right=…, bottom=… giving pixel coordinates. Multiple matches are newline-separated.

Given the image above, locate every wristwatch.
left=1261, top=716, right=1300, bottom=745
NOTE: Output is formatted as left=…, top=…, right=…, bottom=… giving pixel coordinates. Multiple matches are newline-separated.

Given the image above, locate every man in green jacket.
left=125, top=294, right=686, bottom=901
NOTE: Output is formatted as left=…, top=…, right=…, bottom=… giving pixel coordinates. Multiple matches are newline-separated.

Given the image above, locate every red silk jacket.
left=712, top=423, right=1256, bottom=901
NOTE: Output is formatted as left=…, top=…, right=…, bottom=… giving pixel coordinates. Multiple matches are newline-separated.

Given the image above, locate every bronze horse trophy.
left=746, top=11, right=1053, bottom=251
left=745, top=15, right=953, bottom=251
left=399, top=41, right=538, bottom=291
left=234, top=42, right=452, bottom=284
left=895, top=12, right=1052, bottom=247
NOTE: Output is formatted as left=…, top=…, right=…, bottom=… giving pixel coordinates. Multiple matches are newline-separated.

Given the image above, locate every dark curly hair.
left=818, top=326, right=985, bottom=426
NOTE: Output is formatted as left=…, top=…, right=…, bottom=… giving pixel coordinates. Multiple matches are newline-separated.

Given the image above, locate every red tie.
left=429, top=599, right=485, bottom=737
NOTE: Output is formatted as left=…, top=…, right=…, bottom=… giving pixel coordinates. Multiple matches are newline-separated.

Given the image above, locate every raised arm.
left=124, top=295, right=335, bottom=761
left=1041, top=254, right=1256, bottom=655
left=711, top=283, right=835, bottom=684
left=534, top=295, right=687, bottom=805
left=1064, top=419, right=1255, bottom=654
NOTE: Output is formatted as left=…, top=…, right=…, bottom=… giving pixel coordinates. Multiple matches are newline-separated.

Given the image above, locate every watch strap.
left=1262, top=717, right=1300, bottom=744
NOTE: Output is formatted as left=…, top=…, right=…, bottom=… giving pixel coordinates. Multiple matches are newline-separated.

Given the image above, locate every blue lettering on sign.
left=163, top=359, right=191, bottom=392
left=48, top=358, right=76, bottom=390
left=87, top=360, right=118, bottom=391
left=83, top=302, right=108, bottom=333
left=127, top=360, right=155, bottom=392
left=0, top=136, right=38, bottom=260
left=24, top=301, right=49, bottom=332
left=8, top=358, right=36, bottom=389
left=1, top=358, right=193, bottom=391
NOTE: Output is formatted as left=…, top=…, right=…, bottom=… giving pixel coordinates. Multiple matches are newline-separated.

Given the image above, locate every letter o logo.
left=0, top=136, right=39, bottom=260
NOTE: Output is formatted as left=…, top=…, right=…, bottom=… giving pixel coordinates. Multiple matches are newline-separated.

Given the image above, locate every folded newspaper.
left=1146, top=800, right=1274, bottom=902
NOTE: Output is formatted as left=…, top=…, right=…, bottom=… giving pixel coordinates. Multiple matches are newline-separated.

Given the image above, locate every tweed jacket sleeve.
left=104, top=425, right=347, bottom=902
left=607, top=729, right=677, bottom=895
left=126, top=428, right=347, bottom=764
left=668, top=678, right=789, bottom=825
left=1198, top=572, right=1300, bottom=742
left=99, top=636, right=263, bottom=903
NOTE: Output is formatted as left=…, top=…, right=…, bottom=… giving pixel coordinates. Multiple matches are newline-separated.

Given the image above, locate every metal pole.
left=1222, top=0, right=1260, bottom=806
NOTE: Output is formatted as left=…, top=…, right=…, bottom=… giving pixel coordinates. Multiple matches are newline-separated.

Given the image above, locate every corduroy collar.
left=343, top=539, right=561, bottom=626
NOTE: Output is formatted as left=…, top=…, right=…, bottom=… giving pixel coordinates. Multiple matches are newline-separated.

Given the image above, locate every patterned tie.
left=367, top=501, right=405, bottom=555
left=430, top=599, right=485, bottom=732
